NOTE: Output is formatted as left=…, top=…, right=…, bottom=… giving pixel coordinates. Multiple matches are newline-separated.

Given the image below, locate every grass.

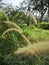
left=0, top=21, right=49, bottom=65
left=15, top=41, right=49, bottom=55
left=3, top=21, right=23, bottom=33
left=22, top=10, right=37, bottom=24
left=20, top=24, right=49, bottom=43
left=1, top=28, right=31, bottom=45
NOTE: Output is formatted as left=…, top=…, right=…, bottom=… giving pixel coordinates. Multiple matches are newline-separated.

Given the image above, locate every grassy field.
left=0, top=21, right=49, bottom=65
left=20, top=24, right=49, bottom=43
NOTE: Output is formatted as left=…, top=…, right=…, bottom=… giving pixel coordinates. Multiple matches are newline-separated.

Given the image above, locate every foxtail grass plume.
left=15, top=42, right=49, bottom=55
left=2, top=28, right=31, bottom=45
left=3, top=21, right=23, bottom=33
left=22, top=11, right=37, bottom=24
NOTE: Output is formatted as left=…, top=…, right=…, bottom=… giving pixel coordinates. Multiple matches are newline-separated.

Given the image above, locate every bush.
left=38, top=22, right=49, bottom=30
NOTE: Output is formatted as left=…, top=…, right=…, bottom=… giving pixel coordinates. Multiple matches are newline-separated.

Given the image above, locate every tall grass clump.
left=3, top=21, right=23, bottom=33
left=1, top=21, right=31, bottom=45
left=15, top=41, right=49, bottom=55
left=22, top=10, right=37, bottom=24
left=0, top=21, right=31, bottom=56
left=1, top=28, right=31, bottom=45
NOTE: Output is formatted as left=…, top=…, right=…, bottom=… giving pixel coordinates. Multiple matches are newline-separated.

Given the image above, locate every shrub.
left=38, top=22, right=49, bottom=30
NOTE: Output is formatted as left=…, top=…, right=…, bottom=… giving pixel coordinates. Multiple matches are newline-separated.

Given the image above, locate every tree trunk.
left=27, top=21, right=30, bottom=26
left=40, top=13, right=44, bottom=22
left=48, top=7, right=49, bottom=22
left=40, top=0, right=44, bottom=22
left=27, top=3, right=30, bottom=11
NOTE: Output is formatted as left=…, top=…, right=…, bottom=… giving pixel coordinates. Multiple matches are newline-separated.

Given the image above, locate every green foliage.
left=21, top=24, right=49, bottom=43
left=0, top=1, right=49, bottom=64
left=0, top=53, right=49, bottom=65
left=0, top=36, right=17, bottom=55
left=0, top=25, right=49, bottom=65
left=0, top=21, right=28, bottom=55
left=3, top=54, right=40, bottom=65
left=20, top=13, right=31, bottom=26
left=0, top=21, right=49, bottom=55
left=38, top=22, right=49, bottom=30
left=0, top=10, right=9, bottom=21
left=10, top=10, right=35, bottom=26
left=0, top=20, right=49, bottom=65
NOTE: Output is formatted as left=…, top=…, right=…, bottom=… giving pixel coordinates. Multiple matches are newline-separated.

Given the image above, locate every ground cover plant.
left=0, top=3, right=49, bottom=64
left=0, top=20, right=49, bottom=65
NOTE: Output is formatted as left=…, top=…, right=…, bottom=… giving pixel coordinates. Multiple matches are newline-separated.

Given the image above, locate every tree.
left=31, top=0, right=49, bottom=22
left=3, top=4, right=14, bottom=20
left=0, top=0, right=6, bottom=9
left=19, top=0, right=34, bottom=12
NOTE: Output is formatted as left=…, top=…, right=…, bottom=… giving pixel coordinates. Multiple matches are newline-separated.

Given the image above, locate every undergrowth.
left=20, top=24, right=49, bottom=43
left=0, top=21, right=49, bottom=65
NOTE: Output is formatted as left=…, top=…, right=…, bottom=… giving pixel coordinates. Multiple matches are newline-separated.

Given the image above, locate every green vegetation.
left=20, top=24, right=49, bottom=43
left=38, top=22, right=49, bottom=30
left=0, top=20, right=49, bottom=65
left=0, top=0, right=49, bottom=64
left=0, top=10, right=9, bottom=21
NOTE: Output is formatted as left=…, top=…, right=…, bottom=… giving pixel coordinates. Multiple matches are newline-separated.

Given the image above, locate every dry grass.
left=22, top=11, right=37, bottom=24
left=15, top=41, right=49, bottom=55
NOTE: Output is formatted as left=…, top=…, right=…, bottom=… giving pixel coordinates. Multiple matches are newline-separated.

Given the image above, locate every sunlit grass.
left=22, top=25, right=49, bottom=43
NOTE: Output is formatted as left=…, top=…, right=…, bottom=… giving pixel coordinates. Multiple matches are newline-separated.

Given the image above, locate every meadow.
left=0, top=21, right=49, bottom=65
left=0, top=0, right=49, bottom=64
